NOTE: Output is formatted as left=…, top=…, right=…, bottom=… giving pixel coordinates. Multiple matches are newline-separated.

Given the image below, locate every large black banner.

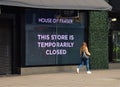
left=25, top=9, right=86, bottom=66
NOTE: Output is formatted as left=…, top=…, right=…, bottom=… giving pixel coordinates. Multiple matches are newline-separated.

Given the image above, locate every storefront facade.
left=0, top=0, right=112, bottom=75
left=108, top=0, right=120, bottom=63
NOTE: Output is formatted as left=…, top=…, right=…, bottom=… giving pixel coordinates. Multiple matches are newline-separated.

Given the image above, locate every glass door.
left=112, top=31, right=120, bottom=63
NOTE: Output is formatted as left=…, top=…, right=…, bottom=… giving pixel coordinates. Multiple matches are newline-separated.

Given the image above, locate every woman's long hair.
left=80, top=42, right=87, bottom=52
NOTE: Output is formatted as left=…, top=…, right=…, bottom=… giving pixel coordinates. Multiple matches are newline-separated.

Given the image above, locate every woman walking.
left=77, top=42, right=92, bottom=74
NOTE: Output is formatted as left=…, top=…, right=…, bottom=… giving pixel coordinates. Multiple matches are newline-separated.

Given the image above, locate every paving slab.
left=0, top=69, right=120, bottom=87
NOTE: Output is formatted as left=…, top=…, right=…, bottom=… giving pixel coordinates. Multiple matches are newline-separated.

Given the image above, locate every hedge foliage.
left=89, top=11, right=109, bottom=69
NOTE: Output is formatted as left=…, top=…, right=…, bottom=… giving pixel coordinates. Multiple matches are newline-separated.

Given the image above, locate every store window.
left=112, top=31, right=120, bottom=62
left=25, top=9, right=87, bottom=66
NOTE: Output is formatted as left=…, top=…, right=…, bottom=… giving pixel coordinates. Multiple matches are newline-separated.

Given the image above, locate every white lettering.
left=37, top=34, right=50, bottom=40
left=38, top=18, right=73, bottom=24
left=46, top=49, right=67, bottom=55
left=37, top=42, right=74, bottom=48
left=51, top=35, right=68, bottom=40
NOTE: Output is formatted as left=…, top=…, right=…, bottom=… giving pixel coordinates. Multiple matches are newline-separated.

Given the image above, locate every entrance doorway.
left=108, top=16, right=120, bottom=63
left=0, top=18, right=13, bottom=75
left=112, top=31, right=120, bottom=62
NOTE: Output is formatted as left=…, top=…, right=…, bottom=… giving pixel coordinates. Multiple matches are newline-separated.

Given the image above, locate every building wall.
left=21, top=11, right=110, bottom=75
left=89, top=11, right=109, bottom=69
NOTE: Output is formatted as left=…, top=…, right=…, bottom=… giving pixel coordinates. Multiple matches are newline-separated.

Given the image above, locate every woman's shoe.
left=77, top=68, right=79, bottom=73
left=87, top=71, right=92, bottom=74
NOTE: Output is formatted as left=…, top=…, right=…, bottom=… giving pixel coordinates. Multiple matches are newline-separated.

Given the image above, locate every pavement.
left=0, top=69, right=120, bottom=87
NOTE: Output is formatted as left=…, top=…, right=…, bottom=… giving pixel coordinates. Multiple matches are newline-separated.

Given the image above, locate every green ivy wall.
left=89, top=11, right=109, bottom=69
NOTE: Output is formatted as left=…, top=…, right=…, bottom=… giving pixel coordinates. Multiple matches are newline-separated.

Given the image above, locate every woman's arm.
left=85, top=47, right=91, bottom=56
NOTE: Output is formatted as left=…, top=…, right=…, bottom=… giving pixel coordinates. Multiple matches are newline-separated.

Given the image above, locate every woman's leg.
left=86, top=58, right=92, bottom=74
left=78, top=58, right=84, bottom=69
left=86, top=58, right=90, bottom=71
left=77, top=58, right=84, bottom=73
